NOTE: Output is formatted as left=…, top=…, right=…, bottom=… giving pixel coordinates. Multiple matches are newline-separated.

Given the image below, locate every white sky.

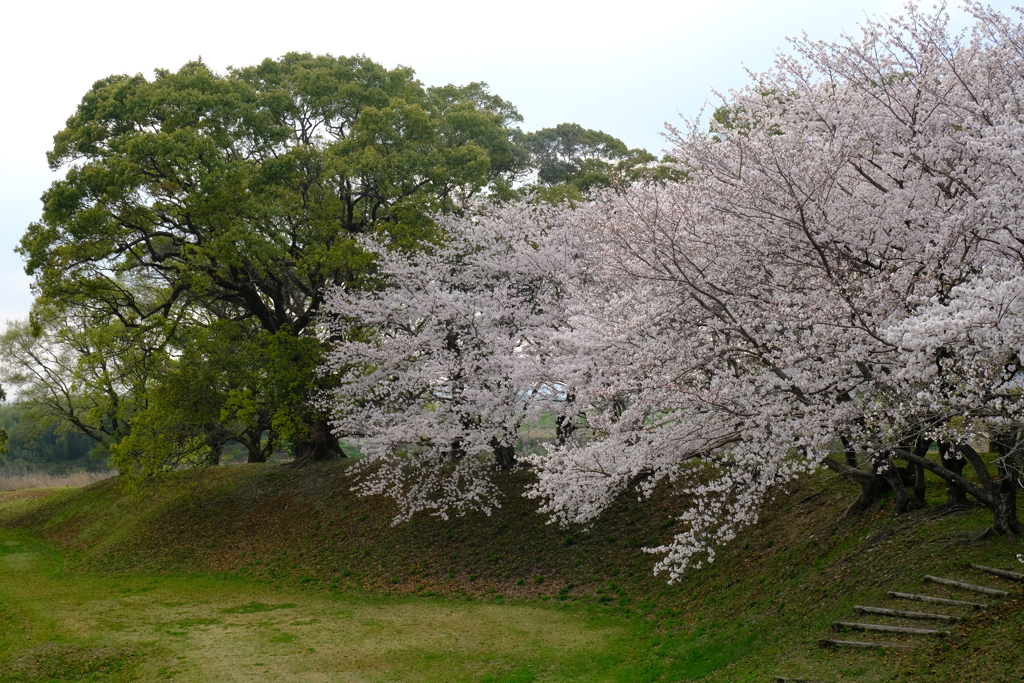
left=1, top=0, right=1016, bottom=323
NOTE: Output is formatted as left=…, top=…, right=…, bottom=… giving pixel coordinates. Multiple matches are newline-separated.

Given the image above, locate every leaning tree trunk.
left=822, top=453, right=886, bottom=515
left=897, top=444, right=1023, bottom=539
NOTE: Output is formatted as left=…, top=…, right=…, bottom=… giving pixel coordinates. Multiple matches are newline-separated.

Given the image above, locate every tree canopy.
left=12, top=51, right=655, bottom=481
left=521, top=123, right=656, bottom=198
left=22, top=53, right=527, bottom=337
left=320, top=203, right=577, bottom=521
left=14, top=53, right=538, bottom=475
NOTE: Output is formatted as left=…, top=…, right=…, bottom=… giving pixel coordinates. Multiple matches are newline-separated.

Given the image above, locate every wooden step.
left=853, top=605, right=958, bottom=623
left=970, top=564, right=1024, bottom=582
left=773, top=678, right=819, bottom=683
left=818, top=638, right=917, bottom=650
left=832, top=621, right=949, bottom=637
left=924, top=575, right=1009, bottom=597
left=887, top=591, right=987, bottom=609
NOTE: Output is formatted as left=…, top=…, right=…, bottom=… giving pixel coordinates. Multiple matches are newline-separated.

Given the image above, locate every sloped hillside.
left=1, top=461, right=1020, bottom=681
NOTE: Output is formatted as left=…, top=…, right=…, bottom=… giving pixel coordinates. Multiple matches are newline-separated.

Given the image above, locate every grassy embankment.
left=0, top=458, right=1021, bottom=682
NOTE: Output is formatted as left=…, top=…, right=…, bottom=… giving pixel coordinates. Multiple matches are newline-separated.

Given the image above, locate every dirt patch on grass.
left=220, top=601, right=297, bottom=614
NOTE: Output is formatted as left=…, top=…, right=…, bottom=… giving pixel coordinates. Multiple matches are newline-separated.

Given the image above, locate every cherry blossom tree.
left=321, top=3, right=1024, bottom=578
left=527, top=2, right=1024, bottom=579
left=319, top=203, right=577, bottom=522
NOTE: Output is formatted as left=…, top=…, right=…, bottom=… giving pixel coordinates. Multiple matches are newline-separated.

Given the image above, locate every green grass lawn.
left=0, top=531, right=710, bottom=682
left=0, top=460, right=1021, bottom=682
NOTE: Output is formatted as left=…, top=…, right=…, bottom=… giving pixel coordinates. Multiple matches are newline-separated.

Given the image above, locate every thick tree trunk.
left=245, top=443, right=271, bottom=464
left=990, top=486, right=1022, bottom=539
left=490, top=437, right=517, bottom=471
left=287, top=418, right=346, bottom=468
left=238, top=427, right=274, bottom=463
left=990, top=432, right=1023, bottom=540
left=822, top=455, right=885, bottom=514
left=879, top=456, right=915, bottom=514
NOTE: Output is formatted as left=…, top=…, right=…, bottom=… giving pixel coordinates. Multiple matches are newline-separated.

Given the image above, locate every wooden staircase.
left=774, top=563, right=1022, bottom=682
left=817, top=564, right=1021, bottom=651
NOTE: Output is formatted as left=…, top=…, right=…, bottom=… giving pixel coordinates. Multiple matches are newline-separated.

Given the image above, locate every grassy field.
left=0, top=532, right=688, bottom=682
left=0, top=461, right=1021, bottom=681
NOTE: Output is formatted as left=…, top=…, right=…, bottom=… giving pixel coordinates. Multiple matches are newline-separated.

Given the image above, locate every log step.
left=970, top=564, right=1024, bottom=582
left=818, top=638, right=917, bottom=650
left=853, top=605, right=958, bottom=623
left=832, top=621, right=949, bottom=637
left=924, top=575, right=1009, bottom=597
left=773, top=678, right=819, bottom=682
left=887, top=591, right=987, bottom=609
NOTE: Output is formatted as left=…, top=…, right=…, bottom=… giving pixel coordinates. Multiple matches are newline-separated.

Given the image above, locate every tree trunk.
left=245, top=441, right=271, bottom=463
left=896, top=445, right=1023, bottom=538
left=238, top=426, right=274, bottom=463
left=490, top=437, right=516, bottom=471
left=203, top=424, right=229, bottom=466
left=879, top=456, right=915, bottom=513
left=990, top=484, right=1022, bottom=539
left=990, top=432, right=1023, bottom=540
left=287, top=418, right=346, bottom=468
left=556, top=393, right=577, bottom=447
left=938, top=442, right=969, bottom=506
left=840, top=435, right=859, bottom=469
left=911, top=436, right=930, bottom=509
left=822, top=455, right=885, bottom=514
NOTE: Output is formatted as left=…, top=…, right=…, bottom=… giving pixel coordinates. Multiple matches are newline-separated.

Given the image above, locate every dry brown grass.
left=0, top=465, right=115, bottom=492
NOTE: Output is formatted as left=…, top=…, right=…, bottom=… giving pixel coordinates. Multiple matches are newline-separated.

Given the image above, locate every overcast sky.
left=1, top=0, right=1017, bottom=323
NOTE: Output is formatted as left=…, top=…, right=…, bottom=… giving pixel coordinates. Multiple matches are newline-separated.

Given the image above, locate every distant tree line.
left=0, top=402, right=101, bottom=472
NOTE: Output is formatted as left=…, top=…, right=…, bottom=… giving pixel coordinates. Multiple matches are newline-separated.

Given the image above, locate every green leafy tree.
left=0, top=311, right=172, bottom=452
left=521, top=123, right=657, bottom=201
left=111, top=321, right=322, bottom=476
left=19, top=53, right=530, bottom=470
